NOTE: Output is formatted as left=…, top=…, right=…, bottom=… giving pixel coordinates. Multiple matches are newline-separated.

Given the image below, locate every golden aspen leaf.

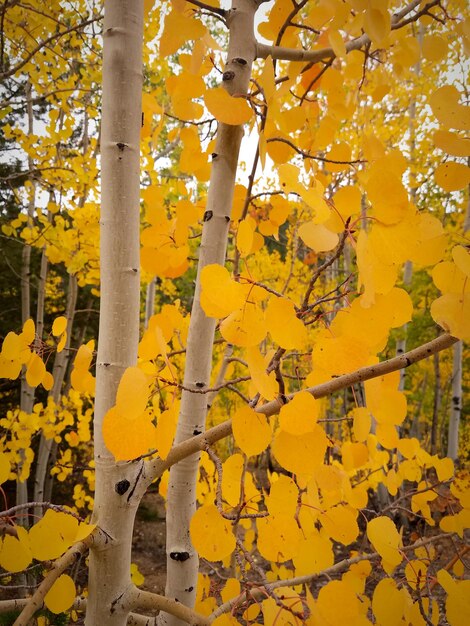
left=364, top=7, right=391, bottom=44
left=315, top=579, right=363, bottom=625
left=52, top=316, right=67, bottom=336
left=328, top=29, right=346, bottom=58
left=299, top=221, right=339, bottom=252
left=205, top=87, right=252, bottom=126
left=200, top=264, right=245, bottom=318
left=430, top=86, right=470, bottom=131
left=266, top=133, right=296, bottom=164
left=29, top=510, right=95, bottom=562
left=386, top=468, right=400, bottom=496
left=333, top=185, right=362, bottom=220
left=257, top=513, right=302, bottom=562
left=372, top=578, right=406, bottom=626
left=245, top=346, right=277, bottom=401
left=376, top=423, right=400, bottom=449
left=440, top=509, right=470, bottom=538
left=433, top=456, right=454, bottom=482
left=434, top=130, right=470, bottom=157
left=435, top=162, right=470, bottom=192
left=221, top=578, right=240, bottom=604
left=42, top=371, right=54, bottom=391
left=190, top=504, right=235, bottom=561
left=453, top=245, right=470, bottom=277
left=272, top=425, right=328, bottom=476
left=26, top=352, right=46, bottom=387
left=432, top=261, right=468, bottom=293
left=265, top=297, right=307, bottom=349
left=44, top=574, right=76, bottom=614
left=21, top=318, right=35, bottom=344
left=160, top=11, right=207, bottom=57
left=2, top=332, right=21, bottom=360
left=293, top=528, right=334, bottom=575
left=131, top=563, right=145, bottom=586
left=393, top=36, right=420, bottom=68
left=74, top=342, right=94, bottom=370
left=320, top=505, right=359, bottom=545
left=115, top=367, right=150, bottom=420
left=220, top=302, right=266, bottom=347
left=221, top=454, right=243, bottom=509
left=266, top=475, right=298, bottom=517
left=242, top=604, right=260, bottom=622
left=236, top=217, right=255, bottom=257
left=278, top=391, right=319, bottom=435
left=397, top=437, right=420, bottom=459
left=103, top=408, right=156, bottom=461
left=57, top=331, right=67, bottom=354
left=431, top=292, right=470, bottom=341
left=258, top=55, right=276, bottom=102
left=155, top=406, right=178, bottom=459
left=437, top=571, right=470, bottom=626
left=232, top=405, right=271, bottom=457
left=0, top=527, right=32, bottom=572
left=366, top=163, right=410, bottom=225
left=353, top=407, right=371, bottom=442
left=367, top=516, right=402, bottom=572
left=422, top=35, right=448, bottom=61
left=341, top=441, right=368, bottom=471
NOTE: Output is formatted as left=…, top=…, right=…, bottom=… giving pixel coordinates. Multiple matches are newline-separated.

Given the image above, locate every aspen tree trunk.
left=161, top=2, right=259, bottom=622
left=447, top=340, right=462, bottom=461
left=85, top=2, right=144, bottom=624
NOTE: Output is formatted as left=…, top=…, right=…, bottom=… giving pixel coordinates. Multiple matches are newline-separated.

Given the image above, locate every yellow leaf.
left=21, top=318, right=35, bottom=344
left=431, top=292, right=470, bottom=341
left=333, top=185, right=362, bottom=220
left=0, top=453, right=10, bottom=484
left=405, top=560, right=428, bottom=590
left=232, top=405, right=272, bottom=457
left=57, top=331, right=67, bottom=354
left=328, top=29, right=346, bottom=58
left=220, top=302, right=266, bottom=347
left=367, top=516, right=402, bottom=572
left=205, top=87, right=252, bottom=126
left=372, top=578, right=407, bottom=626
left=200, top=264, right=245, bottom=318
left=160, top=10, right=207, bottom=57
left=190, top=504, right=235, bottom=561
left=341, top=441, right=369, bottom=471
left=298, top=221, right=339, bottom=252
left=103, top=407, right=156, bottom=461
left=435, top=162, right=470, bottom=192
left=236, top=218, right=255, bottom=257
left=42, top=371, right=54, bottom=391
left=245, top=347, right=277, bottom=401
left=320, top=505, right=359, bottom=545
left=364, top=6, right=391, bottom=44
left=437, top=571, right=470, bottom=626
left=257, top=513, right=302, bottom=562
left=422, top=35, right=448, bottom=62
left=352, top=407, right=371, bottom=442
left=44, top=574, right=76, bottom=614
left=293, top=528, right=334, bottom=575
left=29, top=510, right=95, bottom=561
left=453, top=245, right=470, bottom=277
left=26, top=352, right=46, bottom=387
left=272, top=425, right=328, bottom=476
left=278, top=391, right=319, bottom=435
left=131, top=563, right=145, bottom=586
left=265, top=297, right=307, bottom=349
left=315, top=579, right=363, bottom=624
left=430, top=85, right=470, bottom=131
left=0, top=527, right=32, bottom=572
left=115, top=367, right=150, bottom=420
left=52, top=316, right=67, bottom=337
left=434, top=130, right=470, bottom=157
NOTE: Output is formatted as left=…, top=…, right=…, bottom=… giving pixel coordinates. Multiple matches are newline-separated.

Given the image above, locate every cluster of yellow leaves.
left=70, top=340, right=96, bottom=395
left=140, top=189, right=202, bottom=279
left=431, top=245, right=470, bottom=341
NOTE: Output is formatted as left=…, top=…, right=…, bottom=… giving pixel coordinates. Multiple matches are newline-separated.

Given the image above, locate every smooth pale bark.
left=160, top=2, right=259, bottom=622
left=85, top=2, right=144, bottom=624
left=447, top=340, right=462, bottom=461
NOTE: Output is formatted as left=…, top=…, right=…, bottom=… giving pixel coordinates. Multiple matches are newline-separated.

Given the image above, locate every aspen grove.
left=0, top=0, right=469, bottom=625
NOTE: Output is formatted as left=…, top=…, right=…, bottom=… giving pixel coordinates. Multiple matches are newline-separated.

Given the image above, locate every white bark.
left=447, top=340, right=462, bottom=461
left=85, top=1, right=144, bottom=624
left=160, top=2, right=259, bottom=622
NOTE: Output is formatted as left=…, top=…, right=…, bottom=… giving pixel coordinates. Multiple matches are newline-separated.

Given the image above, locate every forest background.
left=0, top=0, right=469, bottom=625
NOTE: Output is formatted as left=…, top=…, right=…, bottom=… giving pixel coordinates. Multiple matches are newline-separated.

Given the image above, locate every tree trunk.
left=85, top=1, right=144, bottom=624
left=447, top=340, right=462, bottom=461
left=161, top=2, right=258, bottom=622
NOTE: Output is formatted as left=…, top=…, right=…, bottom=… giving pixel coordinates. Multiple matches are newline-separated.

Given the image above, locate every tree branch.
left=255, top=0, right=437, bottom=63
left=144, top=333, right=457, bottom=481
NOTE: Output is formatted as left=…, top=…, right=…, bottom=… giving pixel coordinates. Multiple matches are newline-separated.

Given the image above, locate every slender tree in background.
left=0, top=1, right=469, bottom=625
